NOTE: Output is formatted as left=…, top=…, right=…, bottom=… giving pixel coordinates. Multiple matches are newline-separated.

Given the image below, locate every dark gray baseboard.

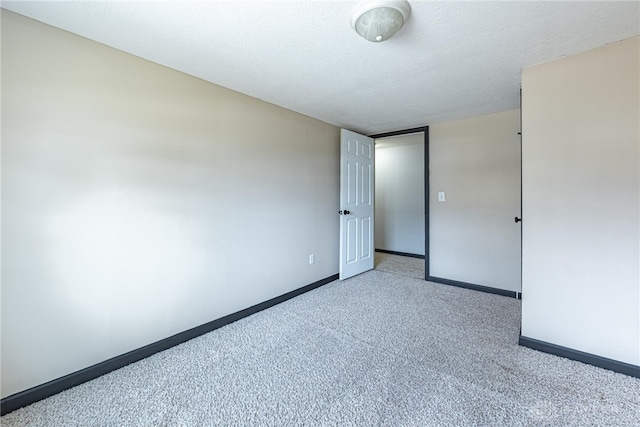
left=428, top=276, right=521, bottom=299
left=0, top=273, right=339, bottom=416
left=375, top=249, right=425, bottom=259
left=519, top=336, right=640, bottom=378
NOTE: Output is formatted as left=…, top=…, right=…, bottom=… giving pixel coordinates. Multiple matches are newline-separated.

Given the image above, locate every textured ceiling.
left=2, top=1, right=639, bottom=134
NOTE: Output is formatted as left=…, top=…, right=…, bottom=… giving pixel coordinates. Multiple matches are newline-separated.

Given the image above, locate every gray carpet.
left=374, top=252, right=425, bottom=278
left=3, top=257, right=639, bottom=426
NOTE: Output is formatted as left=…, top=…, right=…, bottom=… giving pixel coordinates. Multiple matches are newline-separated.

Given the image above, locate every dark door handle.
left=515, top=217, right=521, bottom=223
left=339, top=210, right=351, bottom=215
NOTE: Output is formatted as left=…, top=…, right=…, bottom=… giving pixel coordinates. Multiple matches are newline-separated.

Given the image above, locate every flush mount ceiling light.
left=350, top=0, right=411, bottom=42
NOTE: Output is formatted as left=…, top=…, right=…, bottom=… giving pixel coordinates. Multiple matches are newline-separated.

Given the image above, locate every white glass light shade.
left=350, top=0, right=411, bottom=42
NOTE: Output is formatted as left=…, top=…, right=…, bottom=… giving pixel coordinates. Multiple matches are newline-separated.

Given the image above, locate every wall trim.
left=0, top=274, right=339, bottom=416
left=428, top=275, right=521, bottom=299
left=519, top=336, right=640, bottom=378
left=424, top=128, right=430, bottom=280
left=370, top=126, right=427, bottom=139
left=375, top=249, right=425, bottom=259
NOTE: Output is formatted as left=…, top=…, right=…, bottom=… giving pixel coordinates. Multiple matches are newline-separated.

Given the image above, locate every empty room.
left=1, top=1, right=639, bottom=425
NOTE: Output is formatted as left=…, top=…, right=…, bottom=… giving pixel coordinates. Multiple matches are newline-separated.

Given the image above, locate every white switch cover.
left=309, top=254, right=315, bottom=265
left=438, top=191, right=446, bottom=202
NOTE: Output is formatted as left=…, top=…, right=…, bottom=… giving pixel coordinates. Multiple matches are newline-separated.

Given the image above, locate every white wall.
left=521, top=36, right=639, bottom=365
left=1, top=11, right=340, bottom=398
left=430, top=110, right=522, bottom=292
left=374, top=133, right=425, bottom=255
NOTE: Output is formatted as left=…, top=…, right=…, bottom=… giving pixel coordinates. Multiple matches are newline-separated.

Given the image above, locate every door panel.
left=340, top=129, right=374, bottom=280
left=361, top=217, right=371, bottom=259
left=346, top=217, right=358, bottom=263
left=347, top=162, right=357, bottom=205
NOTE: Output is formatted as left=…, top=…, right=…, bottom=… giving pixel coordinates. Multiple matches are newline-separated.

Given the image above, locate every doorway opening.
left=370, top=127, right=428, bottom=278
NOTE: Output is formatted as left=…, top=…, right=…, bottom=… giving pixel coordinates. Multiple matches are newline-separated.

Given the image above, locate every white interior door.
left=339, top=129, right=374, bottom=280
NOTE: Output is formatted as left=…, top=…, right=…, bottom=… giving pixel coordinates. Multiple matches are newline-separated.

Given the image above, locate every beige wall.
left=1, top=11, right=340, bottom=398
left=430, top=110, right=522, bottom=292
left=375, top=133, right=425, bottom=256
left=521, top=36, right=639, bottom=365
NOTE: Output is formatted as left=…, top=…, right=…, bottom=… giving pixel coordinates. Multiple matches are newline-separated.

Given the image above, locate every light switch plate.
left=438, top=191, right=446, bottom=202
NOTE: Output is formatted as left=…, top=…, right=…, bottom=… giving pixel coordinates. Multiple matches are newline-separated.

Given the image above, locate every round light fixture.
left=350, top=0, right=411, bottom=43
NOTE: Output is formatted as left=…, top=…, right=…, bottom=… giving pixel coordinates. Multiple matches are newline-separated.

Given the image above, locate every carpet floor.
left=2, top=255, right=639, bottom=426
left=374, top=252, right=425, bottom=279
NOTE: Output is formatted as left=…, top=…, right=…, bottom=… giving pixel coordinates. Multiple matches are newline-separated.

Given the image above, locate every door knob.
left=514, top=216, right=522, bottom=223
left=339, top=210, right=351, bottom=215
